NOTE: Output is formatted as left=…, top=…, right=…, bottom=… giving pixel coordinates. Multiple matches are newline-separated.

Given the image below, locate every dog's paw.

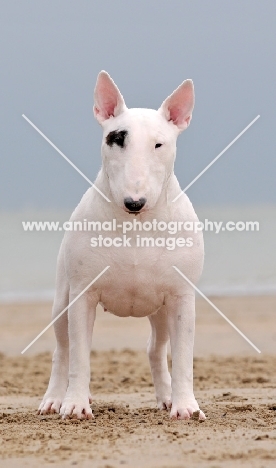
left=60, top=394, right=93, bottom=420
left=157, top=396, right=172, bottom=411
left=170, top=397, right=205, bottom=421
left=38, top=394, right=64, bottom=415
left=154, top=377, right=172, bottom=411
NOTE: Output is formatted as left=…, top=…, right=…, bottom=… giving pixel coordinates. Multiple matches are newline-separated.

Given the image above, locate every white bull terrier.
left=38, top=71, right=205, bottom=421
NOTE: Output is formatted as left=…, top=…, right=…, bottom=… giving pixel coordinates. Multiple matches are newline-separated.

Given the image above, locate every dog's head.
left=94, top=71, right=194, bottom=213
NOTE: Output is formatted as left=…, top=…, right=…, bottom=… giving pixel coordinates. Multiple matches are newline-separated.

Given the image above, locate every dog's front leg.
left=147, top=307, right=171, bottom=410
left=167, top=293, right=205, bottom=421
left=60, top=292, right=96, bottom=420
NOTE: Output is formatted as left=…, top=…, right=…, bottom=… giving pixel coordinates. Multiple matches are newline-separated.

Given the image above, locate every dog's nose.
left=124, top=197, right=147, bottom=212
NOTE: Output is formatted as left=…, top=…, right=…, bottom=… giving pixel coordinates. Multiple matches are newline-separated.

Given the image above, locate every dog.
left=38, top=71, right=205, bottom=421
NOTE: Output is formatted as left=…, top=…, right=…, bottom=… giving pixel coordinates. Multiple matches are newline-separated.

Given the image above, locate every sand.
left=0, top=296, right=275, bottom=467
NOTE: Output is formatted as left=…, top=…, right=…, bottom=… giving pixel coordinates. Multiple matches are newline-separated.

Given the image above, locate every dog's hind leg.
left=147, top=306, right=172, bottom=410
left=38, top=257, right=70, bottom=415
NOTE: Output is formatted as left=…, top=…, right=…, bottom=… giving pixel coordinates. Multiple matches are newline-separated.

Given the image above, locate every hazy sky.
left=1, top=1, right=276, bottom=210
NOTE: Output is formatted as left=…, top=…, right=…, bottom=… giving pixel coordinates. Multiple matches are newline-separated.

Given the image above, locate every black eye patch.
left=106, top=130, right=128, bottom=148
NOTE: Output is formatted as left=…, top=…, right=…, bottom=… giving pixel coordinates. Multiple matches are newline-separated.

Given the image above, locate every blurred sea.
left=0, top=205, right=275, bottom=302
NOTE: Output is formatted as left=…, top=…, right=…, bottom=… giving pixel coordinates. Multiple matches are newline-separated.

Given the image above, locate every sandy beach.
left=0, top=296, right=275, bottom=467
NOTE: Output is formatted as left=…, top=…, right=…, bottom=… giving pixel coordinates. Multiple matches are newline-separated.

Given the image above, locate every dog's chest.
left=67, top=234, right=178, bottom=317
left=65, top=194, right=204, bottom=317
left=97, top=244, right=171, bottom=317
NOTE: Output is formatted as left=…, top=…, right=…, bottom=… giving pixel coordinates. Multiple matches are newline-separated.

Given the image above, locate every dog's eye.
left=114, top=134, right=125, bottom=146
left=155, top=143, right=163, bottom=149
left=106, top=130, right=128, bottom=148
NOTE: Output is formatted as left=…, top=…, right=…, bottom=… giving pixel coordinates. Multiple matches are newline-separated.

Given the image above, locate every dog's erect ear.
left=158, top=80, right=194, bottom=133
left=93, top=71, right=127, bottom=125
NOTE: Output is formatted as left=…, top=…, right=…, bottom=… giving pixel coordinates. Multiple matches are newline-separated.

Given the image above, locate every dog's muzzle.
left=124, top=197, right=147, bottom=212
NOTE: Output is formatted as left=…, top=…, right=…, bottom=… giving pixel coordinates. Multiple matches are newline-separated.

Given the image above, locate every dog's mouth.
left=123, top=206, right=149, bottom=216
left=124, top=207, right=148, bottom=215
